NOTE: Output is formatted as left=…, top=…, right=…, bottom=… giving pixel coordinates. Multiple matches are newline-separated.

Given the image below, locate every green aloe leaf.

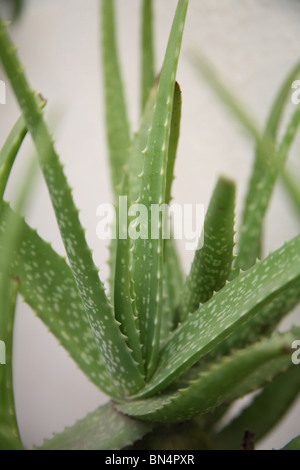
left=160, top=82, right=183, bottom=339
left=141, top=0, right=155, bottom=112
left=132, top=0, right=189, bottom=378
left=0, top=278, right=22, bottom=450
left=128, top=81, right=184, bottom=345
left=0, top=158, right=38, bottom=450
left=0, top=20, right=144, bottom=397
left=281, top=168, right=300, bottom=218
left=160, top=238, right=184, bottom=344
left=39, top=402, right=153, bottom=451
left=165, top=82, right=182, bottom=206
left=190, top=53, right=300, bottom=273
left=118, top=329, right=300, bottom=422
left=129, top=79, right=158, bottom=207
left=235, top=102, right=300, bottom=273
left=132, top=233, right=300, bottom=398
left=209, top=273, right=300, bottom=359
left=114, top=176, right=145, bottom=376
left=101, top=0, right=131, bottom=197
left=282, top=436, right=300, bottom=451
left=214, top=365, right=300, bottom=450
left=0, top=202, right=118, bottom=398
left=179, top=177, right=235, bottom=322
left=264, top=62, right=300, bottom=140
left=0, top=115, right=27, bottom=201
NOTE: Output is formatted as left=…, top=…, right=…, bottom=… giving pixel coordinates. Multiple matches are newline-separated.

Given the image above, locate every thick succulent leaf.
left=0, top=115, right=27, bottom=200
left=0, top=278, right=22, bottom=450
left=214, top=365, right=300, bottom=450
left=39, top=402, right=152, bottom=451
left=118, top=329, right=300, bottom=422
left=0, top=202, right=118, bottom=398
left=282, top=168, right=300, bottom=218
left=129, top=82, right=184, bottom=345
left=282, top=436, right=300, bottom=451
left=107, top=236, right=117, bottom=303
left=101, top=0, right=131, bottom=197
left=160, top=83, right=183, bottom=340
left=132, top=234, right=300, bottom=398
left=234, top=102, right=300, bottom=273
left=264, top=61, right=300, bottom=140
left=141, top=0, right=155, bottom=112
left=165, top=82, right=182, bottom=205
left=278, top=106, right=300, bottom=220
left=132, top=0, right=189, bottom=378
left=109, top=80, right=157, bottom=303
left=179, top=177, right=235, bottom=322
left=114, top=176, right=145, bottom=376
left=0, top=157, right=40, bottom=450
left=209, top=274, right=300, bottom=359
left=272, top=100, right=300, bottom=158
left=190, top=53, right=300, bottom=272
left=0, top=23, right=144, bottom=397
left=129, top=79, right=158, bottom=207
left=0, top=212, right=20, bottom=451
left=211, top=108, right=300, bottom=350
left=160, top=238, right=184, bottom=344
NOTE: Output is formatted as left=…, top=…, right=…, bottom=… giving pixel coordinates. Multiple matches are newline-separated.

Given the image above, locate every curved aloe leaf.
left=101, top=0, right=131, bottom=197
left=132, top=0, right=189, bottom=378
left=265, top=61, right=300, bottom=140
left=214, top=365, right=300, bottom=450
left=0, top=278, right=22, bottom=450
left=132, top=234, right=300, bottom=398
left=0, top=21, right=144, bottom=396
left=0, top=115, right=27, bottom=201
left=118, top=329, right=300, bottom=422
left=129, top=81, right=184, bottom=345
left=209, top=273, right=300, bottom=359
left=114, top=176, right=145, bottom=376
left=179, top=177, right=235, bottom=322
left=233, top=64, right=300, bottom=274
left=165, top=82, right=182, bottom=205
left=39, top=402, right=152, bottom=451
left=160, top=82, right=183, bottom=339
left=0, top=159, right=38, bottom=450
left=129, top=79, right=158, bottom=207
left=282, top=168, right=300, bottom=218
left=190, top=53, right=300, bottom=273
left=160, top=238, right=184, bottom=344
left=0, top=202, right=118, bottom=398
left=282, top=436, right=300, bottom=451
left=141, top=0, right=155, bottom=112
left=235, top=102, right=300, bottom=273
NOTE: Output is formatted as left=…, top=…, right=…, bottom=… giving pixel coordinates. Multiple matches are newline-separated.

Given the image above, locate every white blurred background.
left=0, top=0, right=299, bottom=450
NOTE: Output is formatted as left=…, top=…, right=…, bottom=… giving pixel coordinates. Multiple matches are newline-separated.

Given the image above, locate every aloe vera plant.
left=0, top=0, right=299, bottom=451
